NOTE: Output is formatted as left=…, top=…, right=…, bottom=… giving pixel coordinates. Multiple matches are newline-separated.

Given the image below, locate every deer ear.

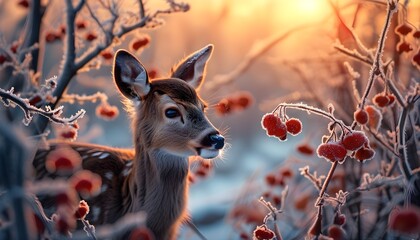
left=171, top=44, right=213, bottom=90
left=113, top=50, right=150, bottom=100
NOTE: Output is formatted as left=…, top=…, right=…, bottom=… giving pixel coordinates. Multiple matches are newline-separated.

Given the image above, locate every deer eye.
left=165, top=108, right=180, bottom=118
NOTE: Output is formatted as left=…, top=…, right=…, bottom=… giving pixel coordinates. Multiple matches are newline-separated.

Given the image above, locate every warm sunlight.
left=276, top=0, right=331, bottom=25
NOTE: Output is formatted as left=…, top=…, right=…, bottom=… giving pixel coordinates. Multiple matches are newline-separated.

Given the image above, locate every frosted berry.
left=328, top=225, right=347, bottom=240
left=389, top=206, right=420, bottom=235
left=285, top=118, right=302, bottom=135
left=261, top=113, right=279, bottom=130
left=387, top=94, right=396, bottom=106
left=45, top=146, right=82, bottom=174
left=395, top=23, right=413, bottom=36
left=397, top=41, right=413, bottom=54
left=354, top=109, right=368, bottom=125
left=317, top=142, right=347, bottom=163
left=253, top=224, right=275, bottom=240
left=96, top=103, right=119, bottom=120
left=334, top=213, right=346, bottom=226
left=70, top=170, right=102, bottom=197
left=373, top=94, right=389, bottom=107
left=414, top=31, right=420, bottom=39
left=342, top=131, right=368, bottom=151
left=74, top=200, right=89, bottom=219
left=365, top=105, right=382, bottom=131
left=354, top=146, right=375, bottom=162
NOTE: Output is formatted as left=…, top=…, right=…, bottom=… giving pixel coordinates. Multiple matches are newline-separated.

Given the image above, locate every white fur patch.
left=200, top=149, right=219, bottom=159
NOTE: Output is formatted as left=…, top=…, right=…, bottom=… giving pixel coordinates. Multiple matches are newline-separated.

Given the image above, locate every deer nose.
left=208, top=134, right=225, bottom=149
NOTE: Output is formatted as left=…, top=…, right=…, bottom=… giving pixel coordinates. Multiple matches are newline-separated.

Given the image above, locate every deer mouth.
left=195, top=147, right=220, bottom=159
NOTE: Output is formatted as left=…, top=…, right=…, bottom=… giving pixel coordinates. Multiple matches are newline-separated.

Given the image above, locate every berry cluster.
left=188, top=161, right=213, bottom=183
left=394, top=22, right=420, bottom=69
left=317, top=131, right=374, bottom=163
left=372, top=93, right=396, bottom=108
left=215, top=92, right=253, bottom=115
left=95, top=102, right=119, bottom=120
left=261, top=113, right=302, bottom=141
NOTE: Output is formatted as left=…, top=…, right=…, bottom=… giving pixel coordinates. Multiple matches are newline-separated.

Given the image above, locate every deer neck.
left=124, top=144, right=189, bottom=236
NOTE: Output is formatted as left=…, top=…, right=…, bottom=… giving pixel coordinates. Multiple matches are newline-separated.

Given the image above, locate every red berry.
left=129, top=227, right=155, bottom=240
left=70, top=170, right=102, bottom=197
left=297, top=143, right=314, bottom=155
left=396, top=41, right=413, bottom=54
left=96, top=103, right=119, bottom=120
left=272, top=195, right=282, bottom=206
left=45, top=146, right=82, bottom=173
left=131, top=36, right=151, bottom=51
left=342, top=131, right=368, bottom=151
left=317, top=142, right=347, bottom=163
left=328, top=225, right=347, bottom=240
left=395, top=23, right=413, bottom=36
left=85, top=32, right=97, bottom=41
left=265, top=174, right=276, bottom=186
left=45, top=32, right=59, bottom=43
left=235, top=92, right=253, bottom=109
left=389, top=206, right=420, bottom=235
left=253, top=225, right=275, bottom=240
left=413, top=49, right=420, bottom=69
left=387, top=94, right=396, bottom=106
left=216, top=98, right=233, bottom=115
left=29, top=95, right=42, bottom=105
left=148, top=68, right=159, bottom=79
left=365, top=105, right=382, bottom=131
left=74, top=200, right=90, bottom=219
left=354, top=146, right=375, bottom=162
left=261, top=113, right=279, bottom=130
left=285, top=118, right=302, bottom=135
left=354, top=109, right=369, bottom=125
left=10, top=42, right=19, bottom=53
left=100, top=50, right=113, bottom=60
left=76, top=20, right=87, bottom=29
left=280, top=168, right=293, bottom=178
left=334, top=213, right=346, bottom=226
left=0, top=54, right=7, bottom=64
left=413, top=31, right=420, bottom=39
left=373, top=94, right=389, bottom=107
left=271, top=123, right=288, bottom=139
left=17, top=0, right=29, bottom=8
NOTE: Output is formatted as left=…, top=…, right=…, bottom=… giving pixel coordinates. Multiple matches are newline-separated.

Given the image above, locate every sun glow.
left=277, top=0, right=330, bottom=25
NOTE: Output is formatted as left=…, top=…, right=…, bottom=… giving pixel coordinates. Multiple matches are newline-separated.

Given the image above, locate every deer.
left=33, top=44, right=225, bottom=239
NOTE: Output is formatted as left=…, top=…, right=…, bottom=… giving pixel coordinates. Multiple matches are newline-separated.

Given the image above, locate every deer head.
left=113, top=44, right=224, bottom=160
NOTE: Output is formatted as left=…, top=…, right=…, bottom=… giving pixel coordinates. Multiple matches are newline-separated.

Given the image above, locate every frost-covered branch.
left=0, top=87, right=85, bottom=126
